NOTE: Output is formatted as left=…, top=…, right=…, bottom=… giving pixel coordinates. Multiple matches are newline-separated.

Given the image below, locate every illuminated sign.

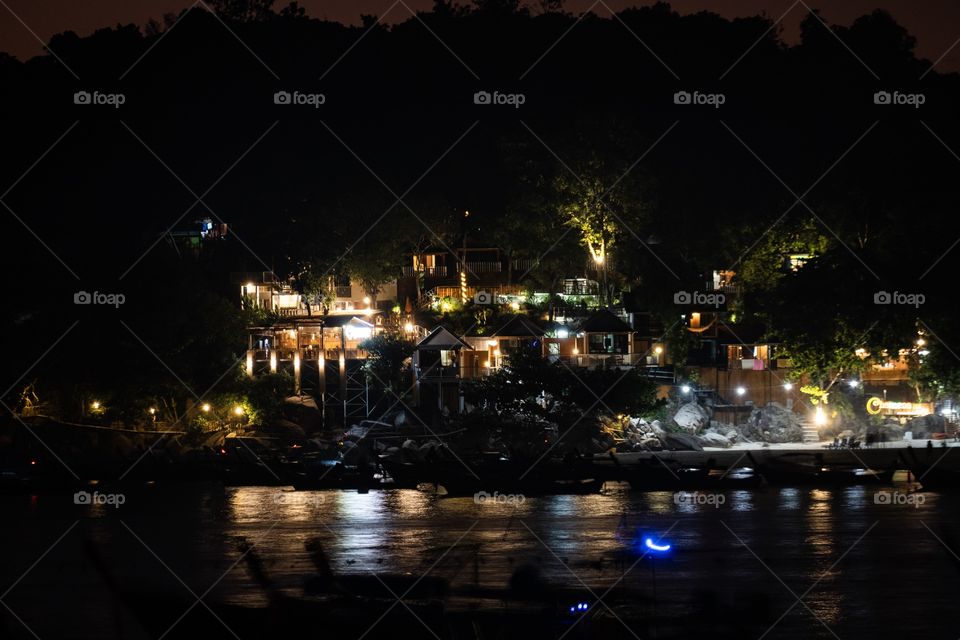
left=866, top=397, right=931, bottom=416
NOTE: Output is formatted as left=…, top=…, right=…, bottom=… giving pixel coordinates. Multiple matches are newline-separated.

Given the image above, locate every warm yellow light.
left=293, top=352, right=301, bottom=372
left=91, top=401, right=100, bottom=410
left=487, top=339, right=498, bottom=347
left=233, top=405, right=244, bottom=416
left=245, top=352, right=254, bottom=377
left=814, top=406, right=827, bottom=426
left=654, top=346, right=663, bottom=355
left=404, top=322, right=414, bottom=333
left=484, top=360, right=490, bottom=367
left=269, top=351, right=277, bottom=373
left=916, top=338, right=926, bottom=346
left=573, top=348, right=579, bottom=355
left=593, top=254, right=604, bottom=265
left=148, top=407, right=156, bottom=415
left=494, top=349, right=501, bottom=357
left=509, top=301, right=520, bottom=311
left=201, top=403, right=211, bottom=412
left=363, top=296, right=371, bottom=305
left=245, top=282, right=255, bottom=293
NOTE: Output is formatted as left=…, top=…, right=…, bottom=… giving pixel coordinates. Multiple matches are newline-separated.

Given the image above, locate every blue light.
left=644, top=537, right=671, bottom=552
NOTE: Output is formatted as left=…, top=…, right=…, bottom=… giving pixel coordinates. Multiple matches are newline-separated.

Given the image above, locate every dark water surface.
left=2, top=482, right=958, bottom=639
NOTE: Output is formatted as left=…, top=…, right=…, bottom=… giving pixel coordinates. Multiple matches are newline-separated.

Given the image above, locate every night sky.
left=3, top=0, right=960, bottom=71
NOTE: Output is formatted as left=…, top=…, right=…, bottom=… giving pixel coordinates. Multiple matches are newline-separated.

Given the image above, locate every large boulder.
left=699, top=431, right=733, bottom=448
left=660, top=432, right=704, bottom=451
left=283, top=396, right=323, bottom=433
left=904, top=414, right=945, bottom=439
left=672, top=402, right=710, bottom=433
left=740, top=403, right=804, bottom=443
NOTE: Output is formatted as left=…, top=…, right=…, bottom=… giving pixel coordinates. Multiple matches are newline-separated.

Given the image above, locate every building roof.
left=579, top=309, right=633, bottom=334
left=417, top=326, right=474, bottom=351
left=321, top=314, right=378, bottom=328
left=483, top=314, right=546, bottom=338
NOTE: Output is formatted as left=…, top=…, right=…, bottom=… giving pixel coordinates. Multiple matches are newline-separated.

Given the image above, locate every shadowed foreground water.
left=1, top=482, right=959, bottom=639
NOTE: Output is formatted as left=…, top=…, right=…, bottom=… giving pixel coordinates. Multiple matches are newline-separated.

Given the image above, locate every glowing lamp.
left=784, top=382, right=793, bottom=391
left=680, top=385, right=691, bottom=394
left=814, top=406, right=827, bottom=426
left=90, top=401, right=101, bottom=410
left=736, top=386, right=746, bottom=396
left=654, top=346, right=663, bottom=355
left=201, top=403, right=211, bottom=413
left=404, top=322, right=414, bottom=333
left=233, top=406, right=244, bottom=417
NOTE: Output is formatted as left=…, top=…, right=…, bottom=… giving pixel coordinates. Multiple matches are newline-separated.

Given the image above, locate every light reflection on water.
left=3, top=481, right=959, bottom=639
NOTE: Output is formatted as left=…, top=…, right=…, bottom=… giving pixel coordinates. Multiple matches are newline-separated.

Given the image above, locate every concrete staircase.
left=801, top=421, right=821, bottom=444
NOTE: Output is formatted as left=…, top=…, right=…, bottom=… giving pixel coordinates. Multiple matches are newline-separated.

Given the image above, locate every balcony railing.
left=464, top=261, right=502, bottom=274
left=402, top=265, right=449, bottom=277
left=561, top=280, right=600, bottom=296
left=553, top=353, right=647, bottom=368
left=511, top=258, right=537, bottom=272
left=416, top=365, right=461, bottom=379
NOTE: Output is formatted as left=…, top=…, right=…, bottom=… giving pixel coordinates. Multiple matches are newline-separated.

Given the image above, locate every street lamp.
left=736, top=386, right=746, bottom=397
left=783, top=382, right=793, bottom=391
left=680, top=385, right=691, bottom=394
left=201, top=403, right=211, bottom=413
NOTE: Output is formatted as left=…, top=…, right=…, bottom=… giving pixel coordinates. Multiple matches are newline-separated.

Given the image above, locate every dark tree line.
left=1, top=0, right=959, bottom=418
